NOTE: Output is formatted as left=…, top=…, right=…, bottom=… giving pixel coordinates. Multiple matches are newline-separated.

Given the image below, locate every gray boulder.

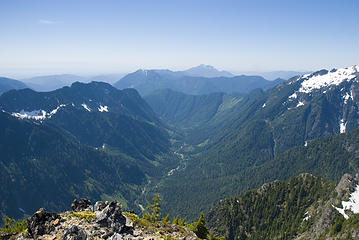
left=95, top=201, right=126, bottom=233
left=108, top=233, right=124, bottom=240
left=94, top=201, right=108, bottom=212
left=71, top=198, right=93, bottom=212
left=27, top=208, right=60, bottom=238
left=63, top=225, right=87, bottom=240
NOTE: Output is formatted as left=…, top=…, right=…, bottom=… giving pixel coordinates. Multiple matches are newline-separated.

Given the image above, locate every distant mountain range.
left=0, top=77, right=27, bottom=95
left=20, top=74, right=126, bottom=92
left=3, top=65, right=296, bottom=95
left=22, top=74, right=89, bottom=92
left=114, top=65, right=284, bottom=96
left=1, top=65, right=308, bottom=95
left=15, top=65, right=235, bottom=93
left=89, top=73, right=127, bottom=84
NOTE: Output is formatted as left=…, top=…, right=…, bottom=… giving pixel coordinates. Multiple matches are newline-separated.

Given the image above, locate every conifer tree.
left=162, top=214, right=170, bottom=223
left=172, top=216, right=179, bottom=225
left=191, top=212, right=209, bottom=239
left=146, top=194, right=161, bottom=222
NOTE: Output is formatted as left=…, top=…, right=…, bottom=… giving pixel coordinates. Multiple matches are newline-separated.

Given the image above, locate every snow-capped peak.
left=298, top=65, right=359, bottom=93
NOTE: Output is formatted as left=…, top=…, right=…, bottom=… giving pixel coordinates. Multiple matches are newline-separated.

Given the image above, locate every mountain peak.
left=182, top=65, right=234, bottom=78
left=296, top=65, right=359, bottom=93
left=197, top=64, right=216, bottom=69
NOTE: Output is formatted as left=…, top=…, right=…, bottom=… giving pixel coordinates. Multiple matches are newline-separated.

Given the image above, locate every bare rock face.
left=335, top=173, right=357, bottom=199
left=257, top=180, right=280, bottom=194
left=27, top=208, right=60, bottom=238
left=95, top=201, right=127, bottom=234
left=296, top=173, right=359, bottom=240
left=71, top=198, right=93, bottom=212
left=63, top=226, right=87, bottom=240
left=108, top=232, right=123, bottom=240
left=94, top=201, right=108, bottom=212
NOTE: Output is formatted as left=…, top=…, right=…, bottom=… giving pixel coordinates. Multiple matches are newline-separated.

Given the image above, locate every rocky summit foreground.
left=5, top=199, right=198, bottom=240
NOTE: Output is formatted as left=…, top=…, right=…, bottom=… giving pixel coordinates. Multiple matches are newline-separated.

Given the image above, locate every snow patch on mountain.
left=296, top=101, right=305, bottom=107
left=49, top=104, right=66, bottom=115
left=298, top=66, right=359, bottom=93
left=81, top=103, right=91, bottom=112
left=11, top=104, right=66, bottom=120
left=289, top=92, right=297, bottom=99
left=334, top=184, right=359, bottom=219
left=98, top=105, right=109, bottom=112
left=343, top=92, right=351, bottom=104
left=12, top=110, right=47, bottom=120
left=339, top=119, right=347, bottom=133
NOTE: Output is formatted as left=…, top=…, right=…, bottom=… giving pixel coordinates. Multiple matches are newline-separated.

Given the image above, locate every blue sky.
left=0, top=0, right=358, bottom=77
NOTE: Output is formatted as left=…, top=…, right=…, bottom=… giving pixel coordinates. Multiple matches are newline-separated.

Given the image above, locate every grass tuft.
left=67, top=211, right=96, bottom=222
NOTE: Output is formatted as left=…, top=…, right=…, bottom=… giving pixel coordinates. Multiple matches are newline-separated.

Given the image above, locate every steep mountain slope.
left=236, top=127, right=359, bottom=190
left=0, top=82, right=170, bottom=163
left=207, top=174, right=336, bottom=240
left=204, top=65, right=359, bottom=167
left=207, top=173, right=359, bottom=240
left=0, top=82, right=181, bottom=221
left=0, top=111, right=146, bottom=221
left=154, top=65, right=359, bottom=220
left=114, top=69, right=282, bottom=96
left=0, top=77, right=27, bottom=95
left=144, top=89, right=241, bottom=129
left=144, top=89, right=250, bottom=146
left=210, top=66, right=359, bottom=157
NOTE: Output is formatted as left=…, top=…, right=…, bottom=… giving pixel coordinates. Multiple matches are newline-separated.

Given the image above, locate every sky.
left=0, top=0, right=358, bottom=78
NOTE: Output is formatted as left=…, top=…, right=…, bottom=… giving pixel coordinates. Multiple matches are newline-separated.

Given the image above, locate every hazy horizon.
left=1, top=64, right=309, bottom=81
left=1, top=0, right=358, bottom=78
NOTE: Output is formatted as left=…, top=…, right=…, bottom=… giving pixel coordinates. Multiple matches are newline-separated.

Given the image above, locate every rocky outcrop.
left=94, top=201, right=127, bottom=235
left=295, top=173, right=359, bottom=240
left=335, top=174, right=358, bottom=199
left=71, top=199, right=93, bottom=212
left=27, top=208, right=60, bottom=238
left=14, top=199, right=198, bottom=240
left=63, top=225, right=87, bottom=240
